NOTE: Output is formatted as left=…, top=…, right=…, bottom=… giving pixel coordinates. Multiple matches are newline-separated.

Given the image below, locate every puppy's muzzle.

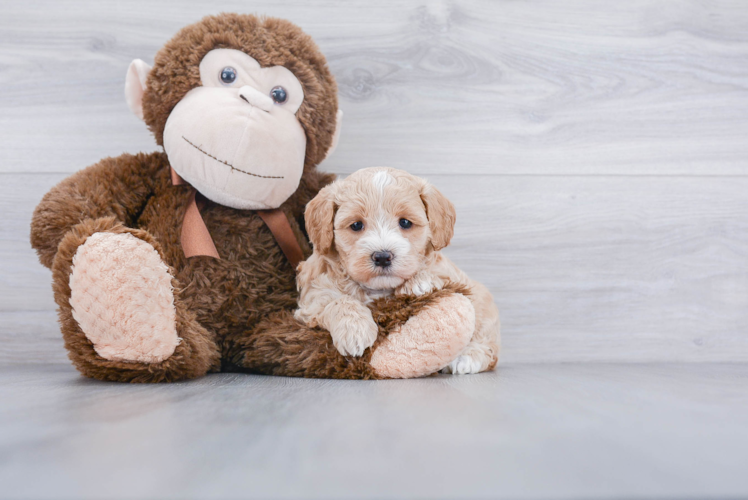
left=372, top=251, right=393, bottom=268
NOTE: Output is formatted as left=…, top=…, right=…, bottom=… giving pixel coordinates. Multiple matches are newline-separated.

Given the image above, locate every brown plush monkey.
left=30, top=14, right=476, bottom=382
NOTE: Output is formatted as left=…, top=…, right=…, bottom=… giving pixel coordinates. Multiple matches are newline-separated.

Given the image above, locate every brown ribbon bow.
left=171, top=167, right=304, bottom=269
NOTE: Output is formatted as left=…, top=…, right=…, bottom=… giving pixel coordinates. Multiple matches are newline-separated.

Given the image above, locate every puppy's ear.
left=305, top=184, right=337, bottom=254
left=420, top=181, right=456, bottom=251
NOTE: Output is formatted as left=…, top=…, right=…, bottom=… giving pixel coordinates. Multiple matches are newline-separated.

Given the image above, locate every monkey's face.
left=162, top=49, right=307, bottom=210
left=126, top=15, right=342, bottom=209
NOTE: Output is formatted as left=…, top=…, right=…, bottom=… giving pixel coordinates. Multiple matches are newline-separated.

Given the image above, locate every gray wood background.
left=1, top=0, right=747, bottom=365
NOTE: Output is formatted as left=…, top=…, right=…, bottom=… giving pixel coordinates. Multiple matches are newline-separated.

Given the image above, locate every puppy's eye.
left=270, top=86, right=288, bottom=104
left=399, top=219, right=413, bottom=229
left=350, top=221, right=364, bottom=232
left=220, top=67, right=237, bottom=85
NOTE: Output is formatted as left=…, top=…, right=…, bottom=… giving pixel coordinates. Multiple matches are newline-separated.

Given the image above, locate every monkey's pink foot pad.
left=371, top=293, right=475, bottom=378
left=69, top=232, right=179, bottom=363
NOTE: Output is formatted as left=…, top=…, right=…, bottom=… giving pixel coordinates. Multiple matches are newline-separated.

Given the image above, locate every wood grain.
left=3, top=173, right=747, bottom=364
left=1, top=1, right=747, bottom=365
left=1, top=363, right=747, bottom=498
left=0, top=312, right=66, bottom=365
left=1, top=0, right=747, bottom=175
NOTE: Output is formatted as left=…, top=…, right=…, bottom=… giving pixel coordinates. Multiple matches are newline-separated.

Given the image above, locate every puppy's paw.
left=330, top=312, right=379, bottom=357
left=441, top=354, right=483, bottom=375
left=396, top=271, right=442, bottom=297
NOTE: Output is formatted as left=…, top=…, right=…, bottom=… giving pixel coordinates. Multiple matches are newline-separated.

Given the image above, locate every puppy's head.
left=305, top=167, right=455, bottom=290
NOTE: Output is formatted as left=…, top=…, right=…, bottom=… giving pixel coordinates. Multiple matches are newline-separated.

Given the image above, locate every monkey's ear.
left=420, top=181, right=456, bottom=252
left=323, top=110, right=343, bottom=161
left=125, top=59, right=152, bottom=120
left=305, top=183, right=337, bottom=254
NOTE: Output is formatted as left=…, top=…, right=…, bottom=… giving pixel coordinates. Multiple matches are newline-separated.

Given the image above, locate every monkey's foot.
left=69, top=232, right=179, bottom=363
left=370, top=293, right=475, bottom=378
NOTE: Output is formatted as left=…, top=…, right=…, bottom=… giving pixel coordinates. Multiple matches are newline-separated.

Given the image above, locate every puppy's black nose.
left=372, top=251, right=393, bottom=268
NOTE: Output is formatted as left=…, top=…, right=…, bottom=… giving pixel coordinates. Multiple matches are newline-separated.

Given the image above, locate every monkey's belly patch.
left=69, top=232, right=179, bottom=363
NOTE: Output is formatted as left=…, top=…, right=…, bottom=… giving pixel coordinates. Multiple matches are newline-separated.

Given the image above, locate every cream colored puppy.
left=295, top=167, right=500, bottom=374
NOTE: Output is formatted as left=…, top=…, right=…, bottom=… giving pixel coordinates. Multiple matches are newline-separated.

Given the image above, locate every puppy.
left=295, top=167, right=500, bottom=374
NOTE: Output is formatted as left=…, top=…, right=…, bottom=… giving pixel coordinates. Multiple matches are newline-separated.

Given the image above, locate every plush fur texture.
left=370, top=292, right=476, bottom=378
left=39, top=152, right=327, bottom=382
left=69, top=232, right=179, bottom=363
left=30, top=14, right=477, bottom=382
left=50, top=213, right=221, bottom=383
left=142, top=14, right=338, bottom=170
left=162, top=47, right=311, bottom=210
left=233, top=283, right=472, bottom=379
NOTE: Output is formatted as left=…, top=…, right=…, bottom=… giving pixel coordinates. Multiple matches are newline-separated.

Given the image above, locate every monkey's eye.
left=270, top=86, right=288, bottom=104
left=220, top=67, right=237, bottom=85
left=399, top=219, right=413, bottom=229
left=350, top=221, right=364, bottom=232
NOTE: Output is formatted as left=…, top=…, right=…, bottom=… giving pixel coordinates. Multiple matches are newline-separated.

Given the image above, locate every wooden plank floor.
left=1, top=363, right=748, bottom=499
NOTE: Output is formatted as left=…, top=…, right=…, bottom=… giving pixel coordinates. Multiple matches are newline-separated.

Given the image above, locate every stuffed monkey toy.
left=30, top=14, right=476, bottom=382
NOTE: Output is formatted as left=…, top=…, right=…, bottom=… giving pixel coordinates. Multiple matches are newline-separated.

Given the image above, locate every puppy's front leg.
left=324, top=296, right=379, bottom=357
left=396, top=269, right=444, bottom=297
left=296, top=261, right=379, bottom=357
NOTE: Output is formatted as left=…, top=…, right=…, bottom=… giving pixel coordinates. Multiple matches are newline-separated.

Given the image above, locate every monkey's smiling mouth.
left=181, top=136, right=284, bottom=179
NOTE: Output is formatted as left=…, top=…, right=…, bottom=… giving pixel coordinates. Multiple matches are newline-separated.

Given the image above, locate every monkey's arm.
left=230, top=284, right=476, bottom=379
left=31, top=152, right=165, bottom=268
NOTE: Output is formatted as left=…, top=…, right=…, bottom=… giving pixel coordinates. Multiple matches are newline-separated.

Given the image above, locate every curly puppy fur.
left=29, top=14, right=471, bottom=382
left=296, top=167, right=500, bottom=372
